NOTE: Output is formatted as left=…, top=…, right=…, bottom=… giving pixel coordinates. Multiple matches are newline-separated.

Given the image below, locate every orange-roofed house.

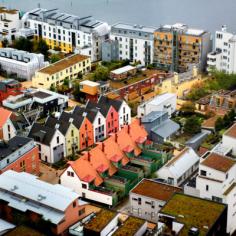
left=60, top=157, right=118, bottom=206
left=0, top=107, right=16, bottom=141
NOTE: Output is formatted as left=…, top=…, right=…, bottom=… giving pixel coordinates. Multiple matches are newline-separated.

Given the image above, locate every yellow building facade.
left=32, top=54, right=91, bottom=89
left=65, top=123, right=80, bottom=156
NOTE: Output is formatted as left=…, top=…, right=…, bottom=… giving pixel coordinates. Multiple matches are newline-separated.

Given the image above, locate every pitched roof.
left=69, top=158, right=103, bottom=186
left=73, top=106, right=100, bottom=123
left=28, top=123, right=57, bottom=146
left=0, top=107, right=12, bottom=128
left=86, top=100, right=111, bottom=117
left=224, top=123, right=236, bottom=138
left=201, top=152, right=235, bottom=173
left=163, top=147, right=199, bottom=178
left=131, top=179, right=182, bottom=201
left=98, top=96, right=123, bottom=112
left=60, top=111, right=84, bottom=130
left=129, top=119, right=148, bottom=144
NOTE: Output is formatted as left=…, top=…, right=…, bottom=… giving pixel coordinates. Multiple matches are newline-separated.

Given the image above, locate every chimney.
left=127, top=125, right=130, bottom=134
left=115, top=133, right=118, bottom=143
left=102, top=142, right=105, bottom=152
left=139, top=117, right=142, bottom=126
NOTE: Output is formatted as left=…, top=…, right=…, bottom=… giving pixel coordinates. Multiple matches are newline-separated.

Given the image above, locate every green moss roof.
left=84, top=209, right=117, bottom=232
left=113, top=217, right=145, bottom=236
left=160, top=193, right=226, bottom=236
left=5, top=226, right=45, bottom=236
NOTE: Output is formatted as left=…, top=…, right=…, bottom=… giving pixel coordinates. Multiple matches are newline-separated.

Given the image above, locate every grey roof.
left=28, top=123, right=56, bottom=146
left=32, top=91, right=51, bottom=99
left=0, top=219, right=15, bottom=233
left=86, top=100, right=110, bottom=117
left=112, top=22, right=157, bottom=33
left=0, top=136, right=33, bottom=160
left=151, top=119, right=180, bottom=139
left=73, top=106, right=99, bottom=123
left=98, top=96, right=123, bottom=112
left=142, top=111, right=167, bottom=123
left=0, top=170, right=79, bottom=224
left=45, top=116, right=70, bottom=136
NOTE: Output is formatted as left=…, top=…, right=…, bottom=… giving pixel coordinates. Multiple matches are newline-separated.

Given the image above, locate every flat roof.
left=148, top=93, right=176, bottom=106
left=39, top=54, right=89, bottom=75
left=84, top=209, right=117, bottom=232
left=111, top=65, right=136, bottom=75
left=80, top=80, right=100, bottom=87
left=112, top=22, right=157, bottom=33
left=201, top=152, right=235, bottom=173
left=131, top=179, right=182, bottom=201
left=224, top=123, right=236, bottom=138
left=141, top=111, right=166, bottom=123
left=5, top=225, right=44, bottom=236
left=160, top=193, right=226, bottom=236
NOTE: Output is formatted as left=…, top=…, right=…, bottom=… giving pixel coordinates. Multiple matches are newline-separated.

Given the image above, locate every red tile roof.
left=201, top=153, right=235, bottom=173
left=110, top=154, right=123, bottom=163
left=0, top=107, right=12, bottom=128
left=123, top=145, right=134, bottom=153
left=136, top=136, right=147, bottom=144
left=224, top=123, right=236, bottom=138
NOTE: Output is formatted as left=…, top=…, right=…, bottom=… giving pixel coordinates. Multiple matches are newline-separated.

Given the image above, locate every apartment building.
left=32, top=54, right=91, bottom=89
left=22, top=8, right=110, bottom=61
left=0, top=136, right=39, bottom=175
left=0, top=170, right=87, bottom=235
left=110, top=23, right=156, bottom=66
left=196, top=152, right=236, bottom=234
left=0, top=7, right=20, bottom=42
left=0, top=48, right=48, bottom=80
left=154, top=23, right=211, bottom=72
left=130, top=179, right=182, bottom=222
left=207, top=26, right=236, bottom=73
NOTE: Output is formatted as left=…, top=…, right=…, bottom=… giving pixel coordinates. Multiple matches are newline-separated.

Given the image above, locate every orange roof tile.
left=69, top=159, right=103, bottom=186
left=224, top=123, right=236, bottom=138
left=0, top=107, right=12, bottom=129
left=123, top=145, right=134, bottom=153
left=110, top=154, right=123, bottom=163
left=129, top=118, right=148, bottom=144
left=201, top=153, right=235, bottom=173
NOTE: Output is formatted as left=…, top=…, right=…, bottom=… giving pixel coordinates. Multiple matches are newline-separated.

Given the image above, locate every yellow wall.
left=32, top=58, right=91, bottom=89
left=65, top=124, right=80, bottom=156
left=80, top=84, right=99, bottom=96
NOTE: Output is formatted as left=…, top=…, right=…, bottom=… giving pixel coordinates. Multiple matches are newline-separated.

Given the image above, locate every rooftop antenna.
left=37, top=3, right=41, bottom=8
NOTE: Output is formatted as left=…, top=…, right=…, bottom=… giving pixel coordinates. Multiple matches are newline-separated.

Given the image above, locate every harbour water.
left=1, top=0, right=236, bottom=33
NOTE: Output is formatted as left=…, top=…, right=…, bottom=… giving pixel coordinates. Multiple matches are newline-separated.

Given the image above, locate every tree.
left=215, top=117, right=224, bottom=132
left=12, top=37, right=33, bottom=52
left=93, top=65, right=109, bottom=81
left=184, top=116, right=201, bottom=135
left=2, top=38, right=9, bottom=48
left=50, top=54, right=61, bottom=63
left=180, top=102, right=195, bottom=114
left=33, top=39, right=49, bottom=58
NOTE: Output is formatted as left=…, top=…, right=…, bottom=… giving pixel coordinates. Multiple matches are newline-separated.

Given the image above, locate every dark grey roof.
left=60, top=111, right=84, bottom=130
left=32, top=91, right=51, bottom=99
left=45, top=116, right=70, bottom=136
left=142, top=111, right=167, bottom=123
left=0, top=79, right=19, bottom=91
left=28, top=123, right=56, bottom=146
left=0, top=136, right=33, bottom=160
left=73, top=106, right=98, bottom=123
left=98, top=96, right=123, bottom=112
left=86, top=100, right=110, bottom=117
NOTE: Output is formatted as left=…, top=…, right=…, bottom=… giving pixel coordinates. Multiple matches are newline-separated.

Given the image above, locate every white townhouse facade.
left=0, top=7, right=21, bottom=42
left=157, top=147, right=200, bottom=186
left=196, top=152, right=236, bottom=235
left=116, top=100, right=131, bottom=129
left=91, top=110, right=106, bottom=143
left=222, top=123, right=236, bottom=156
left=110, top=23, right=156, bottom=66
left=207, top=25, right=236, bottom=73
left=22, top=8, right=110, bottom=62
left=0, top=48, right=48, bottom=80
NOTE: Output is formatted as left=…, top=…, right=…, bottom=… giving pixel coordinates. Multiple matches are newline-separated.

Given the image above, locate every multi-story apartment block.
left=154, top=23, right=211, bottom=72
left=0, top=136, right=39, bottom=175
left=0, top=7, right=21, bottom=42
left=207, top=25, right=236, bottom=73
left=0, top=48, right=48, bottom=80
left=0, top=107, right=16, bottom=141
left=110, top=23, right=156, bottom=66
left=196, top=152, right=236, bottom=235
left=32, top=54, right=91, bottom=89
left=22, top=8, right=110, bottom=61
left=0, top=170, right=86, bottom=235
left=0, top=79, right=22, bottom=103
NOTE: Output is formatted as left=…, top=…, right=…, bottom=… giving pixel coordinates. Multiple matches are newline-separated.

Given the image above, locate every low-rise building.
left=0, top=136, right=39, bottom=175
left=142, top=111, right=180, bottom=143
left=157, top=147, right=200, bottom=186
left=130, top=179, right=182, bottom=222
left=0, top=48, right=48, bottom=80
left=159, top=193, right=227, bottom=236
left=0, top=7, right=21, bottom=42
left=28, top=123, right=65, bottom=164
left=196, top=152, right=236, bottom=234
left=0, top=79, right=22, bottom=104
left=137, top=93, right=177, bottom=118
left=32, top=54, right=91, bottom=89
left=0, top=107, right=16, bottom=141
left=0, top=170, right=87, bottom=235
left=110, top=65, right=136, bottom=81
left=222, top=123, right=236, bottom=156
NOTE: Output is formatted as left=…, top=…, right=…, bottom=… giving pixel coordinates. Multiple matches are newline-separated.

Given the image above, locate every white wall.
left=118, top=101, right=131, bottom=129
left=2, top=119, right=16, bottom=141
left=222, top=134, right=236, bottom=156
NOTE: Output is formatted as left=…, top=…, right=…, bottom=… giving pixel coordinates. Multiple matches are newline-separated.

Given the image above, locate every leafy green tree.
left=50, top=54, right=61, bottom=63
left=12, top=37, right=33, bottom=52
left=180, top=102, right=195, bottom=114
left=34, top=39, right=49, bottom=58
left=93, top=65, right=109, bottom=81
left=2, top=38, right=9, bottom=48
left=184, top=116, right=201, bottom=135
left=215, top=117, right=224, bottom=132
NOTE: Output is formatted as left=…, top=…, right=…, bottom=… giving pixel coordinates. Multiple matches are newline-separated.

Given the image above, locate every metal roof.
left=0, top=171, right=79, bottom=224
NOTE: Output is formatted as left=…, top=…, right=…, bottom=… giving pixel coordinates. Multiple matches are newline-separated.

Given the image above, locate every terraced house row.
left=60, top=119, right=172, bottom=206
left=28, top=96, right=131, bottom=163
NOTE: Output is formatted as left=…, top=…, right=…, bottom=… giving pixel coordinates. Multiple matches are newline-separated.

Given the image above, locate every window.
left=71, top=130, right=74, bottom=137
left=7, top=125, right=10, bottom=132
left=79, top=208, right=85, bottom=216
left=212, top=196, right=223, bottom=203
left=206, top=185, right=209, bottom=191
left=138, top=197, right=142, bottom=205
left=200, top=170, right=207, bottom=176
left=226, top=173, right=228, bottom=179
left=73, top=201, right=76, bottom=207
left=57, top=136, right=60, bottom=144
left=82, top=183, right=87, bottom=189
left=98, top=118, right=101, bottom=125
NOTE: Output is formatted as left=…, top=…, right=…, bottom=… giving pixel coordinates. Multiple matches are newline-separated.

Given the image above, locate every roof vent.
left=55, top=123, right=60, bottom=129
left=37, top=194, right=46, bottom=201
left=178, top=214, right=184, bottom=218
left=69, top=118, right=74, bottom=123
left=189, top=227, right=199, bottom=236
left=82, top=112, right=87, bottom=117
left=10, top=185, right=18, bottom=192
